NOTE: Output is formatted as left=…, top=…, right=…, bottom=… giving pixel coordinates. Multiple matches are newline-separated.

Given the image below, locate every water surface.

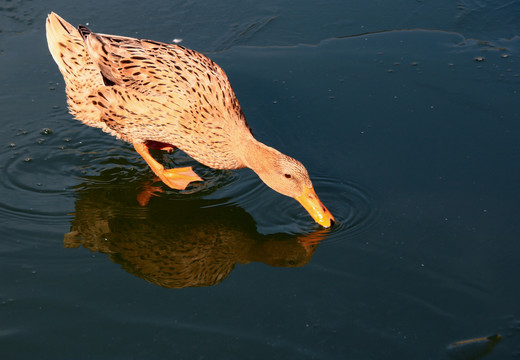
left=1, top=1, right=520, bottom=359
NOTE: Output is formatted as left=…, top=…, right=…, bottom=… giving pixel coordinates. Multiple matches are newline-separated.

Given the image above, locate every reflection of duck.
left=45, top=12, right=334, bottom=227
left=64, top=169, right=328, bottom=288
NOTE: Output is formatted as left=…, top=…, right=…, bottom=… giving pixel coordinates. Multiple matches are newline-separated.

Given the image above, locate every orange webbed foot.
left=158, top=166, right=203, bottom=190
left=134, top=142, right=203, bottom=190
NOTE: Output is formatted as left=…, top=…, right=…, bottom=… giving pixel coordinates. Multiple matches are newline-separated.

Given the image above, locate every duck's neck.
left=238, top=135, right=279, bottom=175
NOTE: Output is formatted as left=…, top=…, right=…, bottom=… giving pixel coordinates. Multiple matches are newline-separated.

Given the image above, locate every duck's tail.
left=46, top=12, right=104, bottom=127
left=46, top=12, right=84, bottom=73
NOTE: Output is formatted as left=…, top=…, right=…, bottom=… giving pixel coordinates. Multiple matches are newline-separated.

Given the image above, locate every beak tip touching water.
left=295, top=186, right=335, bottom=228
left=317, top=211, right=335, bottom=228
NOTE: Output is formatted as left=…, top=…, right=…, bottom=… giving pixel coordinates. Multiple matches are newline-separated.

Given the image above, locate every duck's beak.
left=295, top=186, right=335, bottom=228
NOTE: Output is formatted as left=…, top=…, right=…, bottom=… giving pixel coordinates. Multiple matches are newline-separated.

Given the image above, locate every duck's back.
left=46, top=13, right=252, bottom=169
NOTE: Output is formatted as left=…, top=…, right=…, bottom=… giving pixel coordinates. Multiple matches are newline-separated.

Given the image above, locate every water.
left=1, top=1, right=520, bottom=359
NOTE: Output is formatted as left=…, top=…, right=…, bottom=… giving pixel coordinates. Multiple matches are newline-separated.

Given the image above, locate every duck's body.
left=46, top=12, right=334, bottom=227
left=47, top=13, right=249, bottom=170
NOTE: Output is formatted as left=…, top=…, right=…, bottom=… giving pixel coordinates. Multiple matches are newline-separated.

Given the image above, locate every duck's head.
left=244, top=142, right=335, bottom=228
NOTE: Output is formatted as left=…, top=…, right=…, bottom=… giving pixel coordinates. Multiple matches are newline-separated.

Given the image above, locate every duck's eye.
left=284, top=173, right=292, bottom=179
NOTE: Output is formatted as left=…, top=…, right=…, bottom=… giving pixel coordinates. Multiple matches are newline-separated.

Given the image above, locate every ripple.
left=0, top=123, right=158, bottom=228
left=313, top=176, right=378, bottom=243
left=212, top=172, right=377, bottom=241
left=3, top=119, right=376, bottom=244
left=0, top=137, right=78, bottom=227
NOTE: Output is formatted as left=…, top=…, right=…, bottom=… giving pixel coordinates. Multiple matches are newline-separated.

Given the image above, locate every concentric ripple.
left=210, top=172, right=378, bottom=242
left=312, top=176, right=379, bottom=244
left=1, top=131, right=79, bottom=228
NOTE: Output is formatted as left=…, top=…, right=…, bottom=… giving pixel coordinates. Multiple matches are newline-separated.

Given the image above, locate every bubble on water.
left=40, top=128, right=53, bottom=135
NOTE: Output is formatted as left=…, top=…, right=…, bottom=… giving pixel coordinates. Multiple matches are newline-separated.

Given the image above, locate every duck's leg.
left=133, top=142, right=202, bottom=190
left=144, top=140, right=175, bottom=153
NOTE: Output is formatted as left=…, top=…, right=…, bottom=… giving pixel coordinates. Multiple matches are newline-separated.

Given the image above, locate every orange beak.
left=295, top=186, right=335, bottom=228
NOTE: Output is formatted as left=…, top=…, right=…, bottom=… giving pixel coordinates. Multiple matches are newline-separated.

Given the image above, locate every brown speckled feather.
left=46, top=14, right=107, bottom=131
left=88, top=33, right=250, bottom=169
left=48, top=13, right=250, bottom=169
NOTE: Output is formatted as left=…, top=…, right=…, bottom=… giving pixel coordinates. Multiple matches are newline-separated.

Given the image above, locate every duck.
left=45, top=12, right=334, bottom=227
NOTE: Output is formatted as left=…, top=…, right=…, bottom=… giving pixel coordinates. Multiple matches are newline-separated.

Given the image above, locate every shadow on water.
left=64, top=167, right=331, bottom=288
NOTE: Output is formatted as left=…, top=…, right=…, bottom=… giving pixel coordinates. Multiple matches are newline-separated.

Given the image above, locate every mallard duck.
left=46, top=12, right=334, bottom=227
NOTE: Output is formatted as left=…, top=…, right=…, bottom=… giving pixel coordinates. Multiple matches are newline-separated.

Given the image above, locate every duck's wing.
left=82, top=28, right=251, bottom=137
left=81, top=28, right=234, bottom=102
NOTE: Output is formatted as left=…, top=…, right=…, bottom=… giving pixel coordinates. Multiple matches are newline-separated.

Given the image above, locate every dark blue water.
left=1, top=1, right=519, bottom=359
